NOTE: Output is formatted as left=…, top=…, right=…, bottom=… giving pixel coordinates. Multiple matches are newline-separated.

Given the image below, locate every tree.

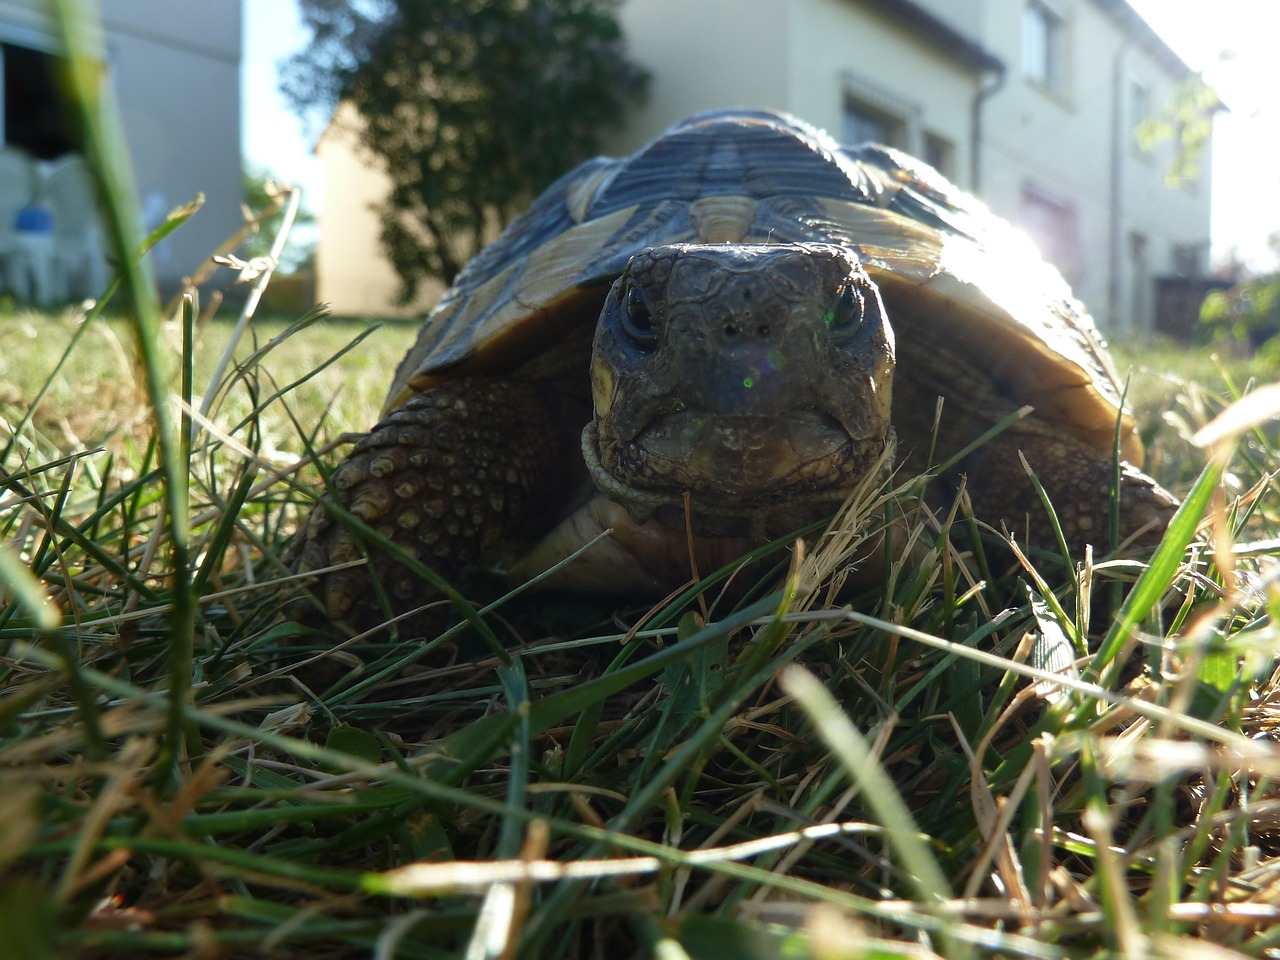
left=282, top=0, right=648, bottom=302
left=1200, top=233, right=1280, bottom=367
left=1134, top=72, right=1220, bottom=186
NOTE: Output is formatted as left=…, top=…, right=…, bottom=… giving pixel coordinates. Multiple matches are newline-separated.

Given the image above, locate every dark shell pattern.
left=386, top=109, right=1132, bottom=454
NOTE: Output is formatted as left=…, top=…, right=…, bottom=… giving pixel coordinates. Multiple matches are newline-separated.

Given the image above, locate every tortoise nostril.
left=723, top=322, right=776, bottom=341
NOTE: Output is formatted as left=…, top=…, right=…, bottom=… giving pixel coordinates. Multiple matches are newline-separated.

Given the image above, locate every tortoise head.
left=584, top=242, right=896, bottom=535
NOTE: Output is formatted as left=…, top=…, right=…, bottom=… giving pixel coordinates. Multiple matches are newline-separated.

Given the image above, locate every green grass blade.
left=1088, top=454, right=1221, bottom=680
left=0, top=542, right=59, bottom=630
left=50, top=0, right=196, bottom=786
left=779, top=665, right=964, bottom=960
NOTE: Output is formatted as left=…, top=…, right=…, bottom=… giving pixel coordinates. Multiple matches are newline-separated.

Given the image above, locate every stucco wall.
left=611, top=0, right=980, bottom=182
left=307, top=0, right=1211, bottom=335
left=975, top=0, right=1211, bottom=333
left=315, top=107, right=441, bottom=318
left=910, top=0, right=984, bottom=32
left=611, top=0, right=790, bottom=153
left=788, top=0, right=978, bottom=186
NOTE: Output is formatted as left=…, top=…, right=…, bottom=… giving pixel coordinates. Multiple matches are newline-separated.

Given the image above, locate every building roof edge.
left=1089, top=0, right=1193, bottom=78
left=854, top=0, right=1005, bottom=75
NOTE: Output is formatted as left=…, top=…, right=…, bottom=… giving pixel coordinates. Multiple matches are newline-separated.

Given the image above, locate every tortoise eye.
left=824, top=282, right=864, bottom=333
left=621, top=282, right=659, bottom=346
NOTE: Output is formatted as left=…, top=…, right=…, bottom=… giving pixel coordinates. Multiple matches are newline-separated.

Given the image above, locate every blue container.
left=15, top=203, right=54, bottom=233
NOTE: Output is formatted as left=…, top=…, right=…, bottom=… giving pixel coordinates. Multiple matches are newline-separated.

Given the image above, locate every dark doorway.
left=3, top=42, right=80, bottom=160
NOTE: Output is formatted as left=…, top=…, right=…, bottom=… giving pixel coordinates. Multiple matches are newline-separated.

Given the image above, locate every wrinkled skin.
left=291, top=244, right=903, bottom=621
left=585, top=243, right=895, bottom=537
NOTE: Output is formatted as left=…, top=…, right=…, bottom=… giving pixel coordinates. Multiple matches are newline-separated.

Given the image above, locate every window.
left=1128, top=231, right=1151, bottom=333
left=2, top=42, right=79, bottom=159
left=923, top=132, right=955, bottom=179
left=1171, top=242, right=1205, bottom=278
left=1129, top=77, right=1152, bottom=155
left=1129, top=78, right=1150, bottom=129
left=1022, top=1, right=1065, bottom=93
left=1019, top=183, right=1080, bottom=282
left=841, top=97, right=906, bottom=149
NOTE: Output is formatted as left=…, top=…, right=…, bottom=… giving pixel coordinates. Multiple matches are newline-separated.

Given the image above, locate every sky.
left=241, top=0, right=1280, bottom=272
left=1125, top=0, right=1280, bottom=270
left=240, top=0, right=324, bottom=211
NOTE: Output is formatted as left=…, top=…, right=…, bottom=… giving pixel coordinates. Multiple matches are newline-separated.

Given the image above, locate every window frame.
left=839, top=70, right=923, bottom=153
left=922, top=131, right=956, bottom=180
left=1128, top=75, right=1155, bottom=159
left=1022, top=0, right=1067, bottom=97
left=842, top=98, right=907, bottom=149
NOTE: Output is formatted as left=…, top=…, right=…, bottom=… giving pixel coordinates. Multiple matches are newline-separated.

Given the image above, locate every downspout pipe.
left=1107, top=38, right=1132, bottom=333
left=970, top=63, right=1006, bottom=194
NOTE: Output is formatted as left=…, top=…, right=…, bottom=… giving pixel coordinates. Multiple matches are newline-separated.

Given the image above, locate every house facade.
left=0, top=0, right=242, bottom=294
left=316, top=0, right=1211, bottom=336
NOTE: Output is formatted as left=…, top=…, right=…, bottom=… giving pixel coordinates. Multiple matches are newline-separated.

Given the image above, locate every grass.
left=0, top=306, right=414, bottom=457
left=3, top=6, right=1280, bottom=957
left=1113, top=340, right=1279, bottom=485
left=9, top=313, right=1278, bottom=960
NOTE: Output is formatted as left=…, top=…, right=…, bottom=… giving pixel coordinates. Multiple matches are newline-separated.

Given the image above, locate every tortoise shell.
left=385, top=109, right=1140, bottom=465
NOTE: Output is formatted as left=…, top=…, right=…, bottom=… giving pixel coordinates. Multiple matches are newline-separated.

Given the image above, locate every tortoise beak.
left=626, top=410, right=854, bottom=493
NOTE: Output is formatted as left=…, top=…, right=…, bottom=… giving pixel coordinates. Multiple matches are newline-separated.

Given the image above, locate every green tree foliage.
left=1134, top=72, right=1220, bottom=186
left=282, top=0, right=648, bottom=302
left=1200, top=238, right=1280, bottom=367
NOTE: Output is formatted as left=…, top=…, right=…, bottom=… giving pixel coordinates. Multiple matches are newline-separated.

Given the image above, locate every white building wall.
left=787, top=0, right=979, bottom=186
left=612, top=0, right=983, bottom=183
left=611, top=0, right=790, bottom=153
left=910, top=0, right=983, bottom=30
left=972, top=0, right=1210, bottom=333
left=308, top=0, right=1211, bottom=335
left=1117, top=43, right=1213, bottom=330
left=977, top=0, right=1115, bottom=319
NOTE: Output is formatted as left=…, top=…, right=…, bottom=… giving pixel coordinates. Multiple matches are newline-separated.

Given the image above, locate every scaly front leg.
left=290, top=378, right=589, bottom=627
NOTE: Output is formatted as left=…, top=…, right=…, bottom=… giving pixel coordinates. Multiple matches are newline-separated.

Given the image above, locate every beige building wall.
left=910, top=0, right=984, bottom=29
left=0, top=0, right=243, bottom=290
left=977, top=0, right=1122, bottom=321
left=1117, top=46, right=1213, bottom=336
left=315, top=106, right=440, bottom=317
left=613, top=0, right=980, bottom=185
left=785, top=0, right=979, bottom=186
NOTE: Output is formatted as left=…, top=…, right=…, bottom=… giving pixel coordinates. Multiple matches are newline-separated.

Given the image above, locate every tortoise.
left=292, top=109, right=1176, bottom=624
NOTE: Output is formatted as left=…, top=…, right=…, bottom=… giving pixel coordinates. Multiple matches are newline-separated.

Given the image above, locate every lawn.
left=1113, top=340, right=1278, bottom=485
left=0, top=305, right=1266, bottom=477
left=2, top=280, right=1278, bottom=958
left=0, top=305, right=416, bottom=457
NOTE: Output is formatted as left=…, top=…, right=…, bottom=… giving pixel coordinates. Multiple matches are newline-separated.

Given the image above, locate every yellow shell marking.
left=690, top=196, right=758, bottom=243
left=565, top=164, right=618, bottom=224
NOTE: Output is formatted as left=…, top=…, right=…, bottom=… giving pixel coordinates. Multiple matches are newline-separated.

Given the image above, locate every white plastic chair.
left=39, top=155, right=108, bottom=301
left=0, top=146, right=40, bottom=295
